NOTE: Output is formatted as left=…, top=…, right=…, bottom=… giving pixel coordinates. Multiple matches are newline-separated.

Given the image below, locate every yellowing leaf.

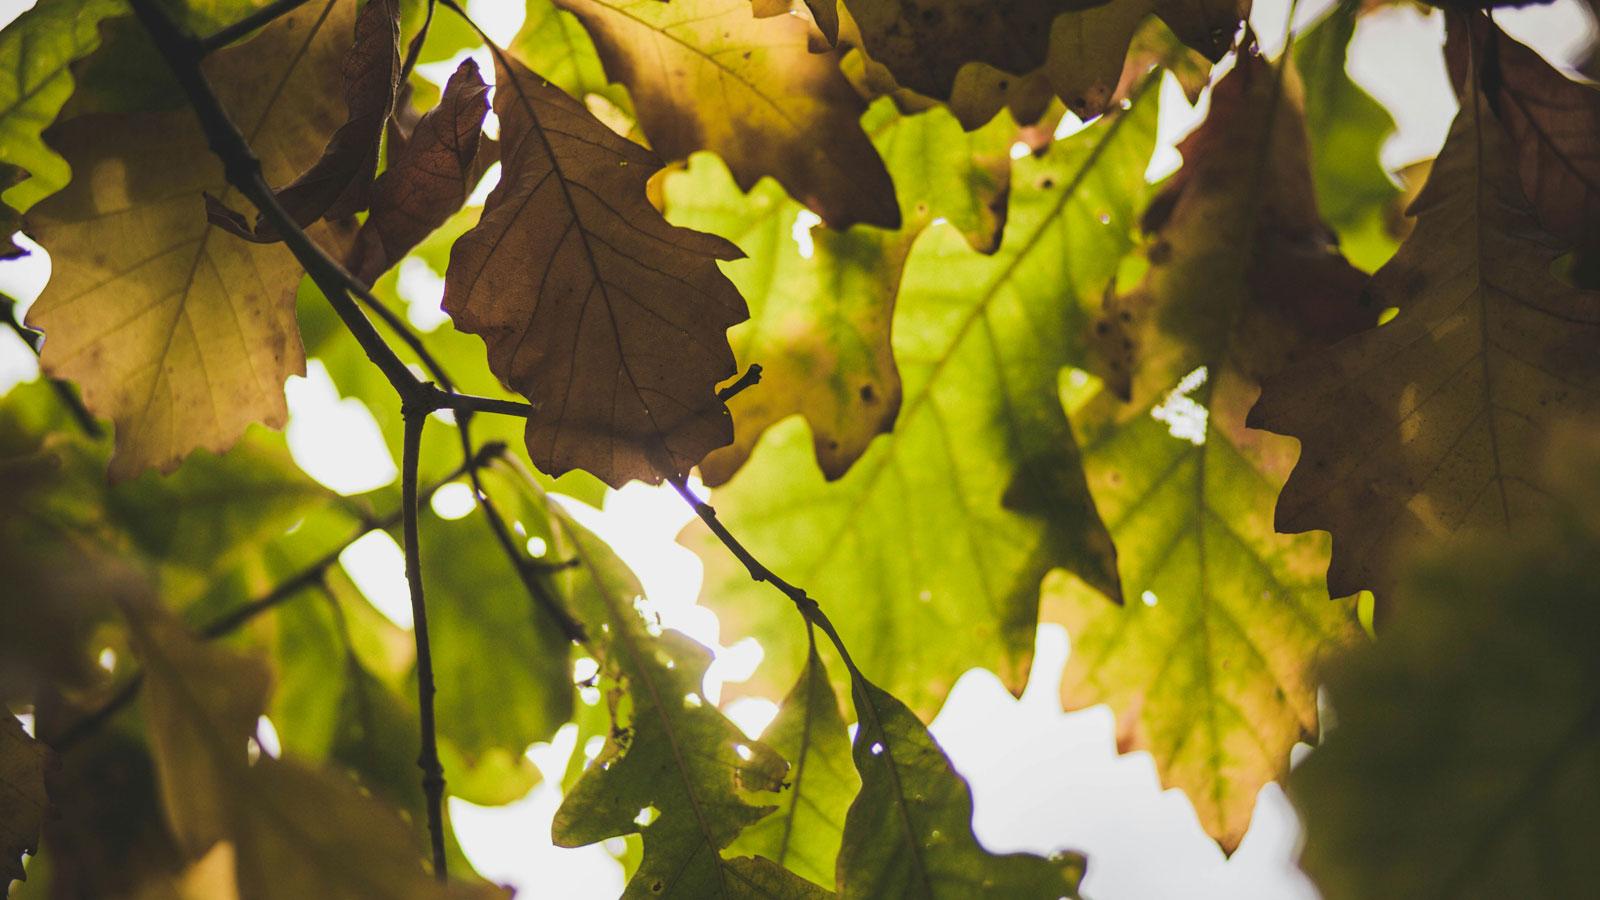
left=125, top=599, right=489, bottom=899
left=728, top=642, right=858, bottom=888
left=1049, top=53, right=1365, bottom=852
left=838, top=671, right=1084, bottom=898
left=210, top=0, right=400, bottom=240
left=686, top=86, right=1160, bottom=719
left=527, top=475, right=826, bottom=897
left=1, top=714, right=49, bottom=886
left=663, top=101, right=1013, bottom=484
left=1292, top=427, right=1600, bottom=899
left=442, top=51, right=747, bottom=487
left=0, top=0, right=126, bottom=212
left=24, top=0, right=352, bottom=478
left=1249, top=56, right=1600, bottom=612
left=555, top=0, right=899, bottom=230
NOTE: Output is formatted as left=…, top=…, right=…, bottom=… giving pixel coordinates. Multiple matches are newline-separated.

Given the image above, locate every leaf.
left=0, top=0, right=125, bottom=212
left=511, top=0, right=633, bottom=116
left=1297, top=0, right=1402, bottom=272
left=727, top=641, right=858, bottom=888
left=211, top=0, right=401, bottom=240
left=554, top=0, right=899, bottom=230
left=346, top=58, right=488, bottom=285
left=1248, top=54, right=1600, bottom=613
left=662, top=101, right=1013, bottom=484
left=827, top=0, right=1099, bottom=102
left=1, top=714, right=49, bottom=886
left=1049, top=52, right=1366, bottom=852
left=124, top=597, right=491, bottom=899
left=441, top=51, right=748, bottom=488
left=838, top=670, right=1084, bottom=898
left=522, top=476, right=825, bottom=897
left=1444, top=10, right=1600, bottom=251
left=685, top=83, right=1160, bottom=719
left=1291, top=427, right=1600, bottom=899
left=23, top=0, right=353, bottom=478
left=422, top=497, right=572, bottom=784
left=942, top=0, right=1241, bottom=128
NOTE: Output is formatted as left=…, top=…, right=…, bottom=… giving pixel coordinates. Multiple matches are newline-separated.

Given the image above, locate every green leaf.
left=728, top=641, right=858, bottom=888
left=514, top=472, right=826, bottom=897
left=555, top=0, right=899, bottom=230
left=838, top=670, right=1084, bottom=898
left=422, top=498, right=572, bottom=788
left=1, top=714, right=49, bottom=886
left=686, top=83, right=1161, bottom=719
left=662, top=100, right=1014, bottom=484
left=0, top=0, right=125, bottom=212
left=1291, top=428, right=1600, bottom=899
left=1297, top=0, right=1401, bottom=272
left=1051, top=52, right=1366, bottom=851
left=511, top=0, right=633, bottom=116
left=1249, top=56, right=1600, bottom=613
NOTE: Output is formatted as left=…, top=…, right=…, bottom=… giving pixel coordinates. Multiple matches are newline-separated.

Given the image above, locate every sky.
left=1, top=0, right=1595, bottom=896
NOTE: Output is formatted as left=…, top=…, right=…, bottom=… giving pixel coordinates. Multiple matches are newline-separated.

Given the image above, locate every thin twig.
left=717, top=364, right=763, bottom=402
left=46, top=445, right=504, bottom=752
left=199, top=0, right=318, bottom=53
left=402, top=407, right=449, bottom=881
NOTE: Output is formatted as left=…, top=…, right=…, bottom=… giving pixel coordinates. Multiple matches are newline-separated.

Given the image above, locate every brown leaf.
left=1, top=714, right=50, bottom=885
left=555, top=0, right=899, bottom=229
left=346, top=58, right=488, bottom=286
left=1249, top=62, right=1600, bottom=613
left=1444, top=10, right=1600, bottom=251
left=442, top=51, right=747, bottom=486
left=211, top=0, right=402, bottom=242
left=24, top=0, right=352, bottom=478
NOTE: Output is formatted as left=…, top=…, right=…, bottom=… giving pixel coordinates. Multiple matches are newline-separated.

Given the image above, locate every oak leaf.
left=838, top=671, right=1085, bottom=898
left=442, top=51, right=747, bottom=487
left=23, top=0, right=352, bottom=478
left=0, top=0, right=125, bottom=212
left=1249, top=55, right=1600, bottom=612
left=210, top=0, right=401, bottom=241
left=346, top=58, right=488, bottom=285
left=664, top=102, right=1014, bottom=485
left=685, top=86, right=1159, bottom=720
left=1, top=714, right=50, bottom=886
left=555, top=0, right=899, bottom=230
left=1292, top=428, right=1600, bottom=899
left=1051, top=52, right=1366, bottom=852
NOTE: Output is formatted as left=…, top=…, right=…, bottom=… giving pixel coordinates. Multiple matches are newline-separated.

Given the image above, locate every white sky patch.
left=396, top=258, right=452, bottom=332
left=430, top=482, right=477, bottom=520
left=0, top=234, right=50, bottom=393
left=791, top=209, right=821, bottom=260
left=468, top=161, right=502, bottom=207
left=1141, top=590, right=1159, bottom=607
left=468, top=0, right=525, bottom=45
left=1146, top=70, right=1211, bottom=183
left=1053, top=110, right=1089, bottom=141
left=340, top=530, right=414, bottom=630
left=255, top=716, right=282, bottom=759
left=1150, top=366, right=1209, bottom=445
left=723, top=697, right=780, bottom=740
left=285, top=361, right=398, bottom=495
left=1009, top=141, right=1031, bottom=160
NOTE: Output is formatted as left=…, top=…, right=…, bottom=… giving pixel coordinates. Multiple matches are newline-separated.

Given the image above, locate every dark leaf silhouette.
left=1, top=713, right=49, bottom=886
left=443, top=51, right=747, bottom=487
left=1250, top=60, right=1600, bottom=612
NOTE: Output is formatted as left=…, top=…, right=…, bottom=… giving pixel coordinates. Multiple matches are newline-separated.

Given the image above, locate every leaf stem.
left=402, top=406, right=449, bottom=882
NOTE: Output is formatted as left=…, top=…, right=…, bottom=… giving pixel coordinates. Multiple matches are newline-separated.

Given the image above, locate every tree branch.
left=199, top=0, right=318, bottom=54
left=401, top=406, right=448, bottom=882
